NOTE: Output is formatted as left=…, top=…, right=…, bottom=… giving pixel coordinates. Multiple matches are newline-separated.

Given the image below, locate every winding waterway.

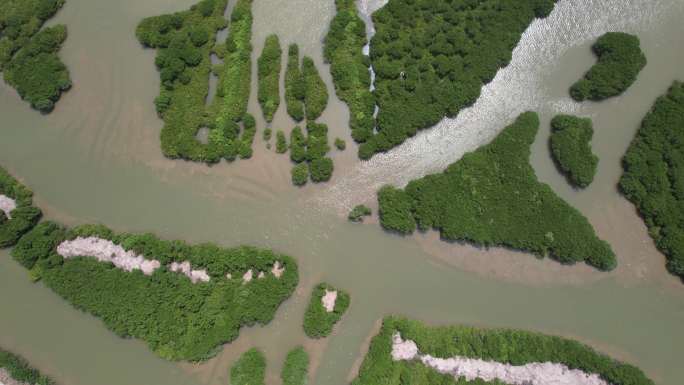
left=1, top=1, right=683, bottom=385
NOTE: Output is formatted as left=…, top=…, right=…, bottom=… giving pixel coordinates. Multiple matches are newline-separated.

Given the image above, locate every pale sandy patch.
left=321, top=289, right=337, bottom=312
left=57, top=237, right=161, bottom=275
left=170, top=261, right=210, bottom=283
left=0, top=194, right=17, bottom=219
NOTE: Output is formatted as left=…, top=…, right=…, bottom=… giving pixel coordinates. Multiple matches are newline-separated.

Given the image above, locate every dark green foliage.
left=377, top=112, right=616, bottom=270
left=303, top=283, right=350, bottom=338
left=549, top=115, right=598, bottom=188
left=352, top=317, right=654, bottom=385
left=302, top=56, right=328, bottom=121
left=11, top=221, right=299, bottom=361
left=281, top=346, right=309, bottom=385
left=0, top=0, right=70, bottom=112
left=258, top=34, right=282, bottom=122
left=285, top=44, right=305, bottom=122
left=326, top=0, right=556, bottom=159
left=620, top=82, right=684, bottom=279
left=309, top=157, right=333, bottom=183
left=570, top=32, right=646, bottom=101
left=290, top=126, right=307, bottom=163
left=348, top=205, right=372, bottom=222
left=276, top=130, right=288, bottom=154
left=263, top=128, right=272, bottom=142
left=334, top=138, right=346, bottom=151
left=324, top=0, right=375, bottom=143
left=230, top=348, right=266, bottom=385
left=0, top=165, right=42, bottom=248
left=291, top=163, right=309, bottom=186
left=0, top=347, right=56, bottom=385
left=137, top=0, right=256, bottom=163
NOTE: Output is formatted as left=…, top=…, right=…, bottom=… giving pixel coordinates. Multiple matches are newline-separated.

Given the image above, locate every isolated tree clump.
left=549, top=114, right=598, bottom=188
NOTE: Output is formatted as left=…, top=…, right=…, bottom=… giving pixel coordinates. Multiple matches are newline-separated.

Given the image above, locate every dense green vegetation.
left=549, top=115, right=598, bottom=188
left=288, top=123, right=334, bottom=185
left=281, top=347, right=309, bottom=385
left=302, top=57, right=328, bottom=121
left=324, top=0, right=375, bottom=143
left=0, top=165, right=42, bottom=248
left=303, top=283, right=350, bottom=338
left=0, top=347, right=56, bottom=385
left=352, top=316, right=653, bottom=385
left=377, top=112, right=615, bottom=270
left=334, top=138, right=346, bottom=151
left=0, top=0, right=71, bottom=112
left=348, top=205, right=371, bottom=222
left=570, top=32, right=646, bottom=101
left=621, top=82, right=684, bottom=280
left=285, top=44, right=305, bottom=122
left=276, top=130, right=288, bottom=153
left=257, top=34, right=282, bottom=122
left=291, top=163, right=309, bottom=186
left=12, top=221, right=299, bottom=361
left=231, top=348, right=266, bottom=385
left=325, top=0, right=557, bottom=159
left=137, top=0, right=258, bottom=163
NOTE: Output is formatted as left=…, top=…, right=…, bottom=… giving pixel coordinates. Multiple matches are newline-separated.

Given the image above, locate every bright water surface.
left=1, top=1, right=684, bottom=385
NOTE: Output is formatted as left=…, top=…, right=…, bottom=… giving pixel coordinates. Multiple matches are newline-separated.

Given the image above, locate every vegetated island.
left=0, top=0, right=72, bottom=112
left=0, top=347, right=57, bottom=385
left=290, top=122, right=334, bottom=186
left=325, top=0, right=558, bottom=159
left=549, top=114, right=598, bottom=188
left=12, top=221, right=299, bottom=361
left=570, top=32, right=646, bottom=102
left=0, top=166, right=42, bottom=248
left=137, top=0, right=257, bottom=163
left=257, top=34, right=282, bottom=123
left=303, top=283, right=350, bottom=338
left=231, top=348, right=266, bottom=385
left=620, top=81, right=684, bottom=280
left=281, top=346, right=309, bottom=385
left=377, top=112, right=616, bottom=270
left=284, top=44, right=329, bottom=122
left=348, top=204, right=371, bottom=222
left=352, top=316, right=653, bottom=385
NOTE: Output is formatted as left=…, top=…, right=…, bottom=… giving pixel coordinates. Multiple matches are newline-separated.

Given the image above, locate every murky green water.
left=1, top=1, right=684, bottom=385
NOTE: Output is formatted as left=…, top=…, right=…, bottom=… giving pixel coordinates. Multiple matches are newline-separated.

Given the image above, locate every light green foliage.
left=377, top=112, right=616, bottom=270
left=348, top=205, right=371, bottom=222
left=0, top=165, right=42, bottom=248
left=0, top=0, right=71, bottom=112
left=257, top=34, right=282, bottom=122
left=303, top=283, right=350, bottom=338
left=137, top=0, right=256, bottom=163
left=324, top=0, right=375, bottom=143
left=231, top=348, right=266, bottom=385
left=281, top=347, right=309, bottom=385
left=352, top=317, right=653, bottom=385
left=620, top=82, right=684, bottom=279
left=276, top=130, right=288, bottom=153
left=263, top=127, right=272, bottom=142
left=11, top=221, right=299, bottom=361
left=302, top=56, right=328, bottom=121
left=0, top=348, right=56, bottom=385
left=549, top=115, right=598, bottom=188
left=570, top=32, right=646, bottom=101
left=285, top=44, right=305, bottom=122
left=291, top=163, right=309, bottom=186
left=334, top=138, right=346, bottom=151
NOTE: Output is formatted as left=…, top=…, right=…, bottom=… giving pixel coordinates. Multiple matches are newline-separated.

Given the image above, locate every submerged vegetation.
left=137, top=0, right=257, bottom=163
left=377, top=112, right=615, bottom=270
left=549, top=115, right=598, bottom=188
left=326, top=0, right=557, bottom=159
left=352, top=316, right=653, bottom=385
left=621, top=82, right=684, bottom=280
left=0, top=347, right=57, bottom=385
left=0, top=0, right=71, bottom=112
left=12, top=221, right=299, bottom=361
left=0, top=166, right=41, bottom=248
left=257, top=34, right=282, bottom=122
left=303, top=283, right=350, bottom=338
left=281, top=347, right=309, bottom=385
left=570, top=32, right=646, bottom=101
left=231, top=348, right=266, bottom=385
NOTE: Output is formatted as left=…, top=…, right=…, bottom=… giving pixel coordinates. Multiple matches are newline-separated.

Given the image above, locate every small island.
left=570, top=32, right=646, bottom=101
left=257, top=34, right=282, bottom=123
left=289, top=122, right=334, bottom=186
left=549, top=114, right=599, bottom=188
left=348, top=205, right=371, bottom=222
left=0, top=0, right=72, bottom=112
left=1, top=347, right=57, bottom=385
left=230, top=348, right=266, bottom=385
left=377, top=112, right=616, bottom=270
left=621, top=81, right=684, bottom=280
left=281, top=346, right=309, bottom=385
left=303, top=283, right=350, bottom=338
left=353, top=316, right=654, bottom=385
left=0, top=166, right=42, bottom=248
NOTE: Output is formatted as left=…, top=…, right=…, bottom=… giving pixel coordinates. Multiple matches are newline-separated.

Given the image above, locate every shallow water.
left=1, top=1, right=684, bottom=385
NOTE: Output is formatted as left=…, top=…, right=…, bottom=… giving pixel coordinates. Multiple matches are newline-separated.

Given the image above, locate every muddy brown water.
left=1, top=1, right=684, bottom=385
